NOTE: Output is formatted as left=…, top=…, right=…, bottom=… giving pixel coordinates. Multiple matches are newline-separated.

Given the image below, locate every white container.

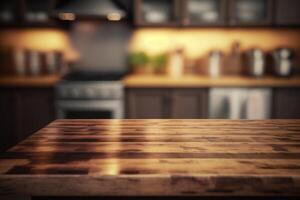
left=14, top=49, right=26, bottom=76
left=29, top=51, right=40, bottom=76
left=167, top=49, right=184, bottom=77
left=209, top=50, right=222, bottom=78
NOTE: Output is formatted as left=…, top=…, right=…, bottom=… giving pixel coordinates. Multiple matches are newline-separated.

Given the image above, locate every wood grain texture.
left=123, top=75, right=300, bottom=88
left=0, top=119, right=300, bottom=197
left=0, top=75, right=61, bottom=88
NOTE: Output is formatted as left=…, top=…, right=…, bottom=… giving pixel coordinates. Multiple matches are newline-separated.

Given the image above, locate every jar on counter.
left=208, top=50, right=223, bottom=78
left=12, top=48, right=26, bottom=76
left=167, top=49, right=185, bottom=77
left=44, top=51, right=64, bottom=74
left=246, top=48, right=265, bottom=77
left=27, top=50, right=41, bottom=76
left=272, top=48, right=294, bottom=77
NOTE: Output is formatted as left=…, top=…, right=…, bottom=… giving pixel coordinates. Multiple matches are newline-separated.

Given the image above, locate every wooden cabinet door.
left=0, top=89, right=13, bottom=151
left=171, top=89, right=208, bottom=119
left=0, top=0, right=21, bottom=25
left=275, top=0, right=300, bottom=26
left=229, top=0, right=273, bottom=26
left=182, top=0, right=227, bottom=27
left=12, top=88, right=55, bottom=142
left=22, top=0, right=55, bottom=27
left=134, top=0, right=181, bottom=26
left=126, top=89, right=169, bottom=118
left=273, top=88, right=300, bottom=119
left=0, top=88, right=55, bottom=152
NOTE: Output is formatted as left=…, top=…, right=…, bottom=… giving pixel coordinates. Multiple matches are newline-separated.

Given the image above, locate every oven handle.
left=56, top=100, right=123, bottom=119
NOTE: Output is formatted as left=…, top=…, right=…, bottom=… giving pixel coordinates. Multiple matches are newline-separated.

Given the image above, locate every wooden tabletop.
left=123, top=75, right=300, bottom=88
left=0, top=119, right=300, bottom=197
left=0, top=75, right=61, bottom=88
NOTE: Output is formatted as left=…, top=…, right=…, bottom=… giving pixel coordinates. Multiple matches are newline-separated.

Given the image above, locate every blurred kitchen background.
left=1, top=0, right=300, bottom=151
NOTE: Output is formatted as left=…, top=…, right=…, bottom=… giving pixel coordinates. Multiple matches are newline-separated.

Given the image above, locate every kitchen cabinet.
left=0, top=0, right=20, bottom=25
left=0, top=90, right=13, bottom=152
left=0, top=0, right=56, bottom=27
left=126, top=88, right=208, bottom=119
left=12, top=88, right=55, bottom=141
left=22, top=0, right=55, bottom=25
left=182, top=0, right=227, bottom=26
left=228, top=0, right=273, bottom=26
left=275, top=0, right=300, bottom=26
left=135, top=0, right=292, bottom=27
left=273, top=88, right=300, bottom=119
left=171, top=89, right=208, bottom=118
left=134, top=0, right=181, bottom=26
left=126, top=89, right=169, bottom=118
left=0, top=88, right=55, bottom=152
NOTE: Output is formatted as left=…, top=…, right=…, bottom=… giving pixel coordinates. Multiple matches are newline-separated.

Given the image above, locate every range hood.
left=55, top=0, right=127, bottom=21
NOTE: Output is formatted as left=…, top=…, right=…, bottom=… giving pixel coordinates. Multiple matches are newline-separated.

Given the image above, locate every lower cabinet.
left=127, top=87, right=300, bottom=119
left=126, top=89, right=169, bottom=119
left=0, top=90, right=13, bottom=152
left=273, top=88, right=300, bottom=119
left=0, top=88, right=55, bottom=152
left=171, top=89, right=208, bottom=119
left=126, top=88, right=208, bottom=119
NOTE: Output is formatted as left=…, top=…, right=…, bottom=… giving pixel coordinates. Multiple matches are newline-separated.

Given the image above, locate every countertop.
left=1, top=74, right=300, bottom=88
left=0, top=119, right=300, bottom=197
left=123, top=75, right=300, bottom=88
left=0, top=75, right=61, bottom=88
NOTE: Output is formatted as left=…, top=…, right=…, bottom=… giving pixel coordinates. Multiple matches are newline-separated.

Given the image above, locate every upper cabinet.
left=135, top=0, right=300, bottom=27
left=0, top=0, right=55, bottom=27
left=23, top=0, right=54, bottom=25
left=2, top=0, right=300, bottom=28
left=229, top=0, right=273, bottom=26
left=275, top=0, right=300, bottom=26
left=134, top=0, right=181, bottom=26
left=182, top=0, right=227, bottom=26
left=0, top=0, right=21, bottom=25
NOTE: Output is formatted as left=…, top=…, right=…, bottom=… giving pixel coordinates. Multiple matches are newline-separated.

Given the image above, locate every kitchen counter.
left=123, top=75, right=300, bottom=88
left=0, top=119, right=300, bottom=197
left=1, top=74, right=300, bottom=88
left=0, top=75, right=61, bottom=88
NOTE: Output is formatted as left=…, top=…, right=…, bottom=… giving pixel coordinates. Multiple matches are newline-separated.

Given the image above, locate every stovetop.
left=57, top=70, right=125, bottom=100
left=62, top=71, right=127, bottom=82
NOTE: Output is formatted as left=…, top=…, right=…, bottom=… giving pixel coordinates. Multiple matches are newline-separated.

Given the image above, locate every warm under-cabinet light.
left=58, top=12, right=76, bottom=21
left=107, top=12, right=121, bottom=21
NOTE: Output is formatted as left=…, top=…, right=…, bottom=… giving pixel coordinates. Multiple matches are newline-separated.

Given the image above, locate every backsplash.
left=130, top=28, right=300, bottom=60
left=0, top=29, right=78, bottom=62
left=69, top=22, right=132, bottom=72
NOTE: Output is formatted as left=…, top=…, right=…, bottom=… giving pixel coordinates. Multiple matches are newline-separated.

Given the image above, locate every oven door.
left=56, top=100, right=123, bottom=119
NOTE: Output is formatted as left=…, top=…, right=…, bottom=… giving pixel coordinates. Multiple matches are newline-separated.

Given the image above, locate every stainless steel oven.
left=56, top=100, right=123, bottom=119
left=56, top=78, right=124, bottom=119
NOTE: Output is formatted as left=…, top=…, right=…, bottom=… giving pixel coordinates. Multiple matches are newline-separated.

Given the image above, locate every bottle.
left=28, top=50, right=41, bottom=76
left=209, top=50, right=222, bottom=78
left=229, top=41, right=242, bottom=75
left=13, top=48, right=26, bottom=76
left=246, top=48, right=265, bottom=77
left=167, top=49, right=185, bottom=77
left=272, top=48, right=294, bottom=77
